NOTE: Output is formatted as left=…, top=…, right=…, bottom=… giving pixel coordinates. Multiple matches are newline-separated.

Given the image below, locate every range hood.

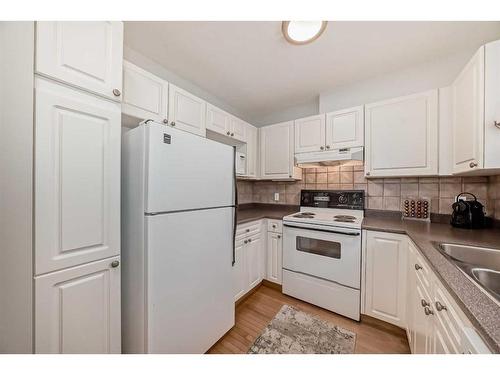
left=295, top=147, right=364, bottom=167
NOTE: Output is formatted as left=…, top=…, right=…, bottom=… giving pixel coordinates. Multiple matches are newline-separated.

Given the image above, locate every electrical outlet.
left=274, top=192, right=280, bottom=201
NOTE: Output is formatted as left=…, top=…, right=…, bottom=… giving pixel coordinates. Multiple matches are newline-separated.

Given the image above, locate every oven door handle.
left=283, top=223, right=360, bottom=236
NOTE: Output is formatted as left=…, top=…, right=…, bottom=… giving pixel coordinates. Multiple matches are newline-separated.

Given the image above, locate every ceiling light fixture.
left=282, top=21, right=327, bottom=45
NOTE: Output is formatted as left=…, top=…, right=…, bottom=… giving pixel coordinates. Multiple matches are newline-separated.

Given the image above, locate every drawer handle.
left=111, top=260, right=120, bottom=268
left=246, top=229, right=250, bottom=232
left=424, top=306, right=434, bottom=316
left=421, top=299, right=429, bottom=307
left=277, top=235, right=281, bottom=239
left=244, top=239, right=248, bottom=244
left=272, top=224, right=276, bottom=228
left=414, top=263, right=422, bottom=271
left=112, top=88, right=121, bottom=97
left=435, top=301, right=447, bottom=312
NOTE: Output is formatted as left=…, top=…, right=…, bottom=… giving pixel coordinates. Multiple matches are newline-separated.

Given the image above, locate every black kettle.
left=451, top=192, right=485, bottom=229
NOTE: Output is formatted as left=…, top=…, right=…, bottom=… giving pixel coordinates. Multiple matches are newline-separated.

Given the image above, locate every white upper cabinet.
left=326, top=106, right=364, bottom=149
left=294, top=114, right=326, bottom=153
left=245, top=124, right=259, bottom=178
left=206, top=103, right=230, bottom=135
left=168, top=83, right=207, bottom=137
left=365, top=90, right=438, bottom=177
left=261, top=121, right=302, bottom=180
left=35, top=78, right=121, bottom=275
left=122, top=60, right=169, bottom=123
left=35, top=256, right=121, bottom=353
left=451, top=40, right=500, bottom=175
left=230, top=117, right=247, bottom=142
left=36, top=21, right=123, bottom=101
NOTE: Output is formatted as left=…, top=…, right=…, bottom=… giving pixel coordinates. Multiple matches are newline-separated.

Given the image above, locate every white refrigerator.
left=121, top=121, right=236, bottom=353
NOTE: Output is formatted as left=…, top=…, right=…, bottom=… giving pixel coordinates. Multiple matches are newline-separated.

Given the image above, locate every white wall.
left=256, top=99, right=319, bottom=127
left=0, top=21, right=34, bottom=353
left=124, top=46, right=251, bottom=123
left=319, top=49, right=475, bottom=113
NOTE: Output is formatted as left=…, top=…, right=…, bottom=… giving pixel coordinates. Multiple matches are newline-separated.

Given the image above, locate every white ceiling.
left=124, top=21, right=500, bottom=124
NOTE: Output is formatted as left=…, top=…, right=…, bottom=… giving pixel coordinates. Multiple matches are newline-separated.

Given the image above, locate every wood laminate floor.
left=208, top=284, right=411, bottom=354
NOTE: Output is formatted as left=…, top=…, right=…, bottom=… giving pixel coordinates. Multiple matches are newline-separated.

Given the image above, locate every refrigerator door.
left=145, top=122, right=234, bottom=213
left=145, top=206, right=235, bottom=353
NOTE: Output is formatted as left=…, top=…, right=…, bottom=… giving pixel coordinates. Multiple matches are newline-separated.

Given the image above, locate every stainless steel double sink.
left=433, top=242, right=500, bottom=303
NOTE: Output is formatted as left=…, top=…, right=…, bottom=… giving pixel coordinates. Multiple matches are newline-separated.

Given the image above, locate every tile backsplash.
left=237, top=161, right=500, bottom=219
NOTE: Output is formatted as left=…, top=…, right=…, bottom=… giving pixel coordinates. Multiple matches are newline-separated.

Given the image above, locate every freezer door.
left=145, top=122, right=234, bottom=213
left=145, top=207, right=235, bottom=353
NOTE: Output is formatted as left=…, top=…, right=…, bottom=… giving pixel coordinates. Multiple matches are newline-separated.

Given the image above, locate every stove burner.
left=334, top=218, right=356, bottom=223
left=334, top=215, right=356, bottom=220
left=293, top=212, right=315, bottom=218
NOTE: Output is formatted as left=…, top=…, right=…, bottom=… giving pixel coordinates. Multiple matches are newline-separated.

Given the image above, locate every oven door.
left=283, top=224, right=361, bottom=289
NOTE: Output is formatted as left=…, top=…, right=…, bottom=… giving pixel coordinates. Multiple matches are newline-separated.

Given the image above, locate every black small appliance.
left=450, top=192, right=485, bottom=229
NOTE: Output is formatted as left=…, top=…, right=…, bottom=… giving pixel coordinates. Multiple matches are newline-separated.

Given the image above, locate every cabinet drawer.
left=267, top=219, right=282, bottom=233
left=236, top=221, right=261, bottom=239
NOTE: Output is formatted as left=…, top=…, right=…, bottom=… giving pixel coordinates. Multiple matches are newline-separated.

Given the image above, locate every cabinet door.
left=433, top=319, right=459, bottom=354
left=260, top=121, right=294, bottom=179
left=451, top=47, right=485, bottom=174
left=266, top=232, right=283, bottom=285
left=122, top=60, right=169, bottom=123
left=35, top=256, right=121, bottom=353
left=206, top=103, right=230, bottom=136
left=294, top=114, right=325, bottom=153
left=36, top=21, right=123, bottom=101
left=406, top=242, right=417, bottom=351
left=245, top=236, right=263, bottom=290
left=365, top=90, right=438, bottom=177
left=230, top=117, right=247, bottom=142
left=35, top=78, right=120, bottom=275
left=364, top=231, right=408, bottom=328
left=168, top=84, right=206, bottom=136
left=245, top=124, right=258, bottom=178
left=326, top=106, right=364, bottom=149
left=233, top=241, right=246, bottom=301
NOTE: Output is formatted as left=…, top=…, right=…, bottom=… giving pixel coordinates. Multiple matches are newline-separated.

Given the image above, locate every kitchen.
left=1, top=14, right=500, bottom=368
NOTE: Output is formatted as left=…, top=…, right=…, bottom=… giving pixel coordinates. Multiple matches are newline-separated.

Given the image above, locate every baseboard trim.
left=360, top=314, right=407, bottom=338
left=261, top=279, right=282, bottom=292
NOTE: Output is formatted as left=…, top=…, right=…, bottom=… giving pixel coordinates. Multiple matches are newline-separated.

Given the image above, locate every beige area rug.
left=248, top=305, right=356, bottom=354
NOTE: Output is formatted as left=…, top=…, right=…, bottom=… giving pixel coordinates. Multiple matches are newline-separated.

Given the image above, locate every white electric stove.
left=282, top=190, right=365, bottom=321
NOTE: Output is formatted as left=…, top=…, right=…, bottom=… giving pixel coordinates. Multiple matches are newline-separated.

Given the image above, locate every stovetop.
left=284, top=208, right=364, bottom=229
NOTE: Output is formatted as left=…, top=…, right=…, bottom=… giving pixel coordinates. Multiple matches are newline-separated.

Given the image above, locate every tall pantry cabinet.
left=2, top=21, right=123, bottom=354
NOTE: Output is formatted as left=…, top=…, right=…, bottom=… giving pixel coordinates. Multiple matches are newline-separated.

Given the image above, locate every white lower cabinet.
left=365, top=230, right=491, bottom=354
left=35, top=256, right=121, bottom=353
left=233, top=220, right=265, bottom=301
left=266, top=232, right=283, bottom=285
left=364, top=231, right=408, bottom=328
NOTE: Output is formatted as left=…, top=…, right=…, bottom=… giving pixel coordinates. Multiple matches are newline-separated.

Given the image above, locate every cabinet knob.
left=277, top=235, right=281, bottom=239
left=366, top=172, right=370, bottom=176
left=170, top=121, right=176, bottom=127
left=231, top=133, right=234, bottom=137
left=435, top=301, right=447, bottom=311
left=494, top=120, right=500, bottom=129
left=421, top=299, right=429, bottom=307
left=163, top=119, right=168, bottom=124
left=244, top=239, right=248, bottom=244
left=227, top=131, right=231, bottom=135
left=112, top=88, right=121, bottom=97
left=111, top=260, right=120, bottom=268
left=326, top=145, right=330, bottom=149
left=469, top=161, right=478, bottom=168
left=272, top=224, right=276, bottom=228
left=248, top=238, right=252, bottom=243
left=424, top=306, right=434, bottom=316
left=414, top=263, right=422, bottom=271
left=320, top=146, right=324, bottom=150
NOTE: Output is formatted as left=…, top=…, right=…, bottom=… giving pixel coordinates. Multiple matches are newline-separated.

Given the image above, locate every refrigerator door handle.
left=232, top=146, right=238, bottom=266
